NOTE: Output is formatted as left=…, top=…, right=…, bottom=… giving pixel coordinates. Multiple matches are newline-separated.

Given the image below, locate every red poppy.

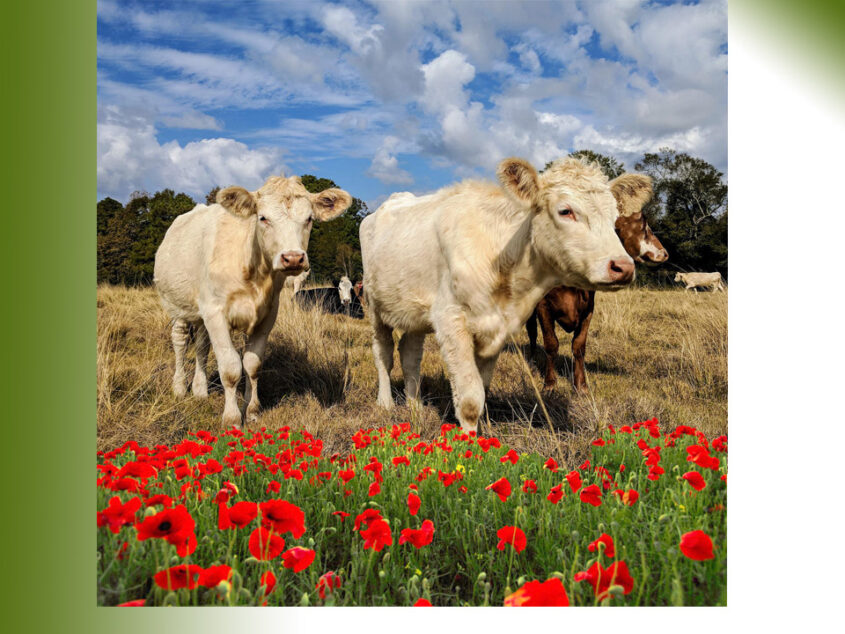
left=647, top=465, right=665, bottom=481
left=360, top=518, right=393, bottom=552
left=170, top=530, right=198, bottom=558
left=486, top=477, right=512, bottom=502
left=547, top=484, right=564, bottom=504
left=198, top=565, right=233, bottom=588
left=399, top=519, right=435, bottom=549
left=248, top=526, right=285, bottom=561
left=712, top=435, right=728, bottom=452
left=97, top=496, right=142, bottom=534
left=316, top=571, right=342, bottom=599
left=407, top=492, right=421, bottom=516
left=543, top=457, right=559, bottom=472
left=266, top=480, right=281, bottom=494
left=504, top=578, right=569, bottom=607
left=135, top=505, right=196, bottom=552
left=338, top=468, right=355, bottom=483
left=413, top=598, right=432, bottom=606
left=259, top=499, right=306, bottom=538
left=392, top=456, right=410, bottom=467
left=587, top=533, right=615, bottom=558
left=682, top=471, right=707, bottom=491
left=354, top=509, right=383, bottom=531
left=117, top=599, right=146, bottom=606
left=281, top=547, right=316, bottom=573
left=260, top=570, right=277, bottom=596
left=522, top=479, right=537, bottom=494
left=500, top=449, right=519, bottom=464
left=368, top=481, right=381, bottom=497
left=579, top=484, right=602, bottom=507
left=144, top=494, right=173, bottom=508
left=622, top=489, right=639, bottom=506
left=496, top=526, right=527, bottom=553
left=591, top=438, right=605, bottom=447
left=679, top=530, right=714, bottom=561
left=332, top=511, right=350, bottom=523
left=153, top=564, right=203, bottom=590
left=574, top=561, right=634, bottom=600
left=227, top=501, right=258, bottom=528
left=217, top=502, right=232, bottom=531
left=565, top=471, right=582, bottom=493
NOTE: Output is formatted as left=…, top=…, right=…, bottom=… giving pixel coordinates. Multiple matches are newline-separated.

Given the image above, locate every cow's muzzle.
left=607, top=257, right=635, bottom=285
left=276, top=250, right=308, bottom=272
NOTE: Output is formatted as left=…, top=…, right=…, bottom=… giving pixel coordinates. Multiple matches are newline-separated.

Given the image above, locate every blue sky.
left=97, top=0, right=727, bottom=209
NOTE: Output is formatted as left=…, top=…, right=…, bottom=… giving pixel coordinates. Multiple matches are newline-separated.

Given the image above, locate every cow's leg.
left=202, top=311, right=243, bottom=429
left=170, top=319, right=190, bottom=398
left=477, top=353, right=499, bottom=393
left=571, top=301, right=594, bottom=394
left=242, top=295, right=281, bottom=425
left=191, top=322, right=210, bottom=398
left=399, top=331, right=425, bottom=406
left=371, top=311, right=395, bottom=408
left=538, top=311, right=559, bottom=389
left=434, top=312, right=485, bottom=433
left=526, top=309, right=538, bottom=360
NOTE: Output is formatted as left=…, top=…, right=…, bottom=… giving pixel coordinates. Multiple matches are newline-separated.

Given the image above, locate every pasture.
left=97, top=283, right=727, bottom=465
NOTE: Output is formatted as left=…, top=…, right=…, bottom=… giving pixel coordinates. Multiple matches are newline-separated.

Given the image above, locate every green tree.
left=543, top=149, right=625, bottom=180
left=97, top=192, right=147, bottom=284
left=205, top=186, right=221, bottom=206
left=97, top=197, right=123, bottom=236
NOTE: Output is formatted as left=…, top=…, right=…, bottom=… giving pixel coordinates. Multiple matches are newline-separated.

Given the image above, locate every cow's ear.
left=217, top=186, right=258, bottom=218
left=609, top=173, right=652, bottom=217
left=497, top=158, right=540, bottom=207
left=311, top=188, right=352, bottom=221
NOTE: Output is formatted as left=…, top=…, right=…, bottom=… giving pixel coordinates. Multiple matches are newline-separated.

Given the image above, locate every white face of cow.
left=497, top=157, right=638, bottom=290
left=216, top=176, right=352, bottom=274
left=338, top=276, right=353, bottom=305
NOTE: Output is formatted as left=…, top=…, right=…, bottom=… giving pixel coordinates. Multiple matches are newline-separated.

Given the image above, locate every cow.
left=295, top=275, right=364, bottom=318
left=526, top=187, right=668, bottom=391
left=674, top=271, right=724, bottom=291
left=353, top=281, right=366, bottom=309
left=154, top=174, right=352, bottom=429
left=360, top=156, right=648, bottom=432
left=284, top=269, right=310, bottom=294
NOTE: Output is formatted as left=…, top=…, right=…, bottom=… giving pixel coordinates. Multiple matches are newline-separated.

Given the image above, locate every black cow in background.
left=295, top=275, right=365, bottom=318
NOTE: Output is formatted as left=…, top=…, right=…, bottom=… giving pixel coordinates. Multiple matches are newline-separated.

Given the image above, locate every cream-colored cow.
left=360, top=156, right=648, bottom=432
left=154, top=174, right=351, bottom=429
left=674, top=271, right=724, bottom=291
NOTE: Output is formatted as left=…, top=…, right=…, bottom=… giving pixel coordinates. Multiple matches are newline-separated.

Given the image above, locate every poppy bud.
left=607, top=585, right=625, bottom=597
left=307, top=537, right=315, bottom=547
left=163, top=592, right=178, bottom=607
left=598, top=522, right=606, bottom=532
left=143, top=506, right=157, bottom=518
left=379, top=570, right=386, bottom=579
left=550, top=571, right=566, bottom=581
left=571, top=530, right=580, bottom=539
left=244, top=557, right=260, bottom=565
left=215, top=580, right=231, bottom=601
left=230, top=570, right=243, bottom=590
left=300, top=592, right=310, bottom=606
left=476, top=572, right=487, bottom=583
left=658, top=514, right=671, bottom=523
left=409, top=576, right=419, bottom=590
left=516, top=575, right=527, bottom=586
left=238, top=588, right=252, bottom=602
left=422, top=578, right=431, bottom=590
left=382, top=552, right=391, bottom=564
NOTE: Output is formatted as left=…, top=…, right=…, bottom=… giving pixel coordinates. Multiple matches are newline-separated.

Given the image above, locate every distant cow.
left=526, top=185, right=667, bottom=391
left=284, top=269, right=310, bottom=294
left=360, top=156, right=646, bottom=432
left=674, top=272, right=724, bottom=291
left=295, top=276, right=364, bottom=318
left=154, top=174, right=352, bottom=429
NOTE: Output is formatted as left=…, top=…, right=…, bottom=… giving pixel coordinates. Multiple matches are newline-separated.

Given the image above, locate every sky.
left=97, top=0, right=727, bottom=210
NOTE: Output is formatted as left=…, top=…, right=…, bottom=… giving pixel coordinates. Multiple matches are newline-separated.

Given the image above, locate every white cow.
left=338, top=276, right=353, bottom=306
left=154, top=174, right=352, bottom=428
left=674, top=272, right=724, bottom=292
left=360, top=156, right=649, bottom=432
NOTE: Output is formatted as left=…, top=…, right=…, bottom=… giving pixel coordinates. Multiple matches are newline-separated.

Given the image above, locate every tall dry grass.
left=97, top=284, right=726, bottom=468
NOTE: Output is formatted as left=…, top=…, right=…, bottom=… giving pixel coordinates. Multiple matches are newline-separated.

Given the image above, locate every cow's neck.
left=241, top=216, right=272, bottom=282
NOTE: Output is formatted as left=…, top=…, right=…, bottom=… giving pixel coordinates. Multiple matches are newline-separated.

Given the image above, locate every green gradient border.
left=5, top=0, right=844, bottom=630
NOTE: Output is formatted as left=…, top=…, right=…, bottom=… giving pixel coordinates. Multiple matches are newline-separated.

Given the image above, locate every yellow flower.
left=455, top=464, right=465, bottom=473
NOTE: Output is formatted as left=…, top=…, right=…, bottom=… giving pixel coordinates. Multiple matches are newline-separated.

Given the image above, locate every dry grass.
left=97, top=284, right=727, bottom=469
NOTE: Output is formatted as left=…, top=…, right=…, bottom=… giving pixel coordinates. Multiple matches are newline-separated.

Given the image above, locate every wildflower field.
left=97, top=418, right=727, bottom=607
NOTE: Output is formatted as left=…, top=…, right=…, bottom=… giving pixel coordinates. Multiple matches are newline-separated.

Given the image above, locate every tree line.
left=97, top=148, right=727, bottom=288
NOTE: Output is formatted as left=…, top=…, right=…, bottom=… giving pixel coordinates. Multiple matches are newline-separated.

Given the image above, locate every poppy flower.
left=281, top=547, right=316, bottom=573
left=170, top=530, right=198, bottom=558
left=360, top=518, right=393, bottom=552
left=260, top=570, right=277, bottom=596
left=591, top=438, right=605, bottom=447
left=227, top=501, right=258, bottom=528
left=565, top=471, right=582, bottom=493
left=266, top=480, right=281, bottom=494
left=496, top=526, right=527, bottom=553
left=547, top=484, right=564, bottom=504
left=587, top=533, right=615, bottom=558
left=97, top=496, right=142, bottom=534
left=332, top=511, right=350, bottom=523
left=579, top=484, right=602, bottom=507
left=647, top=465, right=665, bottom=481
left=354, top=509, right=383, bottom=531
left=338, top=468, right=355, bottom=483
left=117, top=599, right=146, bottom=607
left=543, top=457, right=559, bottom=472
left=399, top=519, right=435, bottom=549
left=135, top=505, right=195, bottom=547
left=198, top=565, right=233, bottom=588
left=574, top=561, right=634, bottom=600
left=316, top=571, right=342, bottom=599
left=392, top=456, right=410, bottom=467
left=407, top=492, right=421, bottom=516
left=486, top=477, right=512, bottom=502
left=622, top=490, right=639, bottom=506
left=259, top=499, right=306, bottom=538
left=413, top=598, right=432, bottom=606
left=153, top=564, right=203, bottom=590
left=712, top=435, right=728, bottom=452
left=682, top=471, right=707, bottom=491
left=144, top=494, right=173, bottom=508
left=679, top=530, right=714, bottom=561
left=248, top=527, right=285, bottom=561
left=522, top=479, right=537, bottom=494
left=500, top=449, right=519, bottom=464
left=504, top=578, right=569, bottom=607
left=368, top=481, right=381, bottom=497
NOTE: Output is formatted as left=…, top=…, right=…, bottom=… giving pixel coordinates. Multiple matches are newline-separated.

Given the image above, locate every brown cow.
left=526, top=196, right=668, bottom=391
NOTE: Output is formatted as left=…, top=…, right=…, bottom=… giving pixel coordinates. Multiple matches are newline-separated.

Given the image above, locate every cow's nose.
left=280, top=251, right=307, bottom=270
left=658, top=249, right=669, bottom=262
left=608, top=258, right=635, bottom=284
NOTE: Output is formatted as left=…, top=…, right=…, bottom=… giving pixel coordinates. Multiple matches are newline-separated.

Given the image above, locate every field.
left=97, top=283, right=727, bottom=463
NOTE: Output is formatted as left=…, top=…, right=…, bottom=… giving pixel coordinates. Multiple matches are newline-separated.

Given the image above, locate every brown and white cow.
left=360, top=156, right=645, bottom=432
left=674, top=271, right=724, bottom=291
left=526, top=184, right=667, bottom=391
left=154, top=174, right=351, bottom=428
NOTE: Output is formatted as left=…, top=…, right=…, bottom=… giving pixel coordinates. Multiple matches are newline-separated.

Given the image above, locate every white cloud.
left=367, top=136, right=414, bottom=185
left=421, top=50, right=476, bottom=115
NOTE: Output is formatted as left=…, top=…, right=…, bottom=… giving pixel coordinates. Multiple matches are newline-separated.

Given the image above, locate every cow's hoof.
left=191, top=380, right=208, bottom=398
left=173, top=381, right=187, bottom=398
left=223, top=411, right=243, bottom=431
left=245, top=405, right=260, bottom=424
left=543, top=381, right=556, bottom=390
left=377, top=395, right=394, bottom=409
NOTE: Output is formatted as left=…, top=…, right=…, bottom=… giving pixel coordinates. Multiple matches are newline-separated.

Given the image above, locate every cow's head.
left=674, top=272, right=685, bottom=282
left=216, top=175, right=352, bottom=274
left=610, top=174, right=668, bottom=265
left=338, top=276, right=353, bottom=306
left=497, top=157, right=639, bottom=290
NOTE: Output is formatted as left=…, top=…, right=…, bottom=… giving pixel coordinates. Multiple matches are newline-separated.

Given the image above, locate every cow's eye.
left=259, top=215, right=268, bottom=223
left=558, top=207, right=574, bottom=218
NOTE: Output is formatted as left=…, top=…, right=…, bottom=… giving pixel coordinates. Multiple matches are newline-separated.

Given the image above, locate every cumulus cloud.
left=367, top=136, right=414, bottom=185
left=97, top=106, right=285, bottom=202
